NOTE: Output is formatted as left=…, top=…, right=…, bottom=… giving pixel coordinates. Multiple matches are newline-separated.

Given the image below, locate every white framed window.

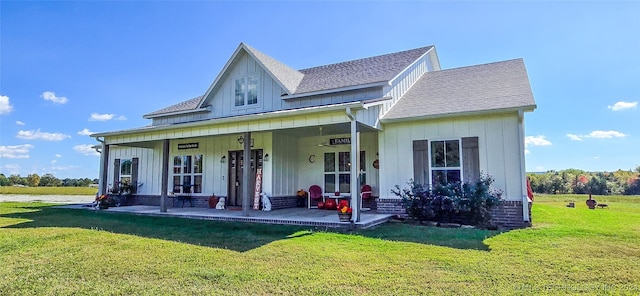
left=234, top=75, right=259, bottom=107
left=323, top=151, right=366, bottom=194
left=172, top=154, right=203, bottom=194
left=429, top=139, right=462, bottom=187
left=119, top=158, right=132, bottom=185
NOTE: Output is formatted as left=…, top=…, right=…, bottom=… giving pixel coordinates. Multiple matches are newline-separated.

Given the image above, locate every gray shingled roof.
left=144, top=95, right=204, bottom=117
left=382, top=59, right=536, bottom=121
left=294, top=46, right=433, bottom=94
left=242, top=43, right=304, bottom=94
left=146, top=44, right=434, bottom=117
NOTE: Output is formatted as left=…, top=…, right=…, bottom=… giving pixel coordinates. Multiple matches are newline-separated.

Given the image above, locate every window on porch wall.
left=172, top=154, right=203, bottom=194
left=323, top=151, right=366, bottom=194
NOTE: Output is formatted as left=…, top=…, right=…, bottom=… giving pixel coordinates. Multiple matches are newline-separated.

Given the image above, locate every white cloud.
left=16, top=121, right=25, bottom=126
left=565, top=130, right=626, bottom=141
left=116, top=115, right=127, bottom=120
left=566, top=134, right=583, bottom=141
left=0, top=95, right=13, bottom=115
left=0, top=144, right=34, bottom=159
left=50, top=165, right=80, bottom=171
left=73, top=144, right=100, bottom=157
left=607, top=101, right=638, bottom=111
left=78, top=128, right=93, bottom=136
left=55, top=154, right=62, bottom=158
left=90, top=113, right=115, bottom=121
left=17, top=129, right=71, bottom=141
left=525, top=135, right=552, bottom=146
left=41, top=91, right=68, bottom=104
left=51, top=159, right=57, bottom=164
left=586, top=130, right=626, bottom=139
left=524, top=149, right=530, bottom=154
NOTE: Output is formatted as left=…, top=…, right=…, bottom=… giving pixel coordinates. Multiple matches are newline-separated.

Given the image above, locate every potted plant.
left=208, top=194, right=219, bottom=208
left=96, top=194, right=110, bottom=209
left=337, top=200, right=352, bottom=222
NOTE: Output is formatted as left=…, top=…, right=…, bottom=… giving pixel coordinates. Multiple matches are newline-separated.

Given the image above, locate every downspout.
left=95, top=137, right=105, bottom=196
left=346, top=107, right=360, bottom=222
left=518, top=109, right=531, bottom=224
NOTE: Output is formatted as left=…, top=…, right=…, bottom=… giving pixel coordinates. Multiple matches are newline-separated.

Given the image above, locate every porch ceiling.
left=275, top=122, right=379, bottom=138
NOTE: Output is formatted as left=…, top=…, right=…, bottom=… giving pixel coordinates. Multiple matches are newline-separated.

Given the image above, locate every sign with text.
left=253, top=168, right=263, bottom=210
left=177, top=143, right=199, bottom=150
left=329, top=138, right=351, bottom=145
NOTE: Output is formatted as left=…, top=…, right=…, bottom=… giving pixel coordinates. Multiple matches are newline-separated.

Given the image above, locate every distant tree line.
left=527, top=167, right=640, bottom=195
left=0, top=173, right=98, bottom=187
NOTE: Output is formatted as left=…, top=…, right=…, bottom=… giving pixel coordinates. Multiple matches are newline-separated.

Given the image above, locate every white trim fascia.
left=281, top=82, right=388, bottom=100
left=379, top=105, right=537, bottom=124
left=362, top=97, right=393, bottom=109
left=387, top=46, right=435, bottom=85
left=91, top=102, right=364, bottom=138
left=143, top=106, right=211, bottom=119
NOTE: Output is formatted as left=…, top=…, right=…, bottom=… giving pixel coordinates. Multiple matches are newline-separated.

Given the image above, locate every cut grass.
left=0, top=186, right=97, bottom=195
left=0, top=195, right=639, bottom=295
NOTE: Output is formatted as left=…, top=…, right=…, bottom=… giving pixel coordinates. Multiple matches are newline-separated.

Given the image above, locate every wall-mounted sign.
left=178, top=143, right=199, bottom=150
left=329, top=138, right=351, bottom=145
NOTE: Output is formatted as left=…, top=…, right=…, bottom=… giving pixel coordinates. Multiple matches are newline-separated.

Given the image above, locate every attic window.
left=234, top=75, right=259, bottom=107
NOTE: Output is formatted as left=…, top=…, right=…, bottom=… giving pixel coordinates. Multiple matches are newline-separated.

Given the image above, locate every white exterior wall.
left=107, top=133, right=273, bottom=198
left=295, top=131, right=379, bottom=196
left=378, top=112, right=525, bottom=201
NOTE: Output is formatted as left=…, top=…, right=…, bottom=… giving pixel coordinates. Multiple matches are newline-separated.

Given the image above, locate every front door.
left=228, top=149, right=263, bottom=207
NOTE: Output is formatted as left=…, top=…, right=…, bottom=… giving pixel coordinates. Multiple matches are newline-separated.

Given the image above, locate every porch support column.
left=242, top=132, right=251, bottom=217
left=347, top=108, right=361, bottom=222
left=99, top=143, right=109, bottom=196
left=517, top=109, right=530, bottom=223
left=160, top=139, right=170, bottom=213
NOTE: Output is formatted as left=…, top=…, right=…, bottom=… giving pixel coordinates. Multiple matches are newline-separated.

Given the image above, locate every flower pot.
left=338, top=213, right=352, bottom=222
left=325, top=199, right=337, bottom=210
left=208, top=195, right=219, bottom=208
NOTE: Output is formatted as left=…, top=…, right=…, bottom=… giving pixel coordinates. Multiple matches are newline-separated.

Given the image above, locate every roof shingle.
left=294, top=46, right=433, bottom=94
left=382, top=59, right=536, bottom=121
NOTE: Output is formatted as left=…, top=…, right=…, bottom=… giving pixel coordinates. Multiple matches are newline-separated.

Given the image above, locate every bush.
left=392, top=174, right=503, bottom=228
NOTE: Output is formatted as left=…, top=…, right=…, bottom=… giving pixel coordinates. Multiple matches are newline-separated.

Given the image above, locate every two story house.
left=91, top=42, right=536, bottom=228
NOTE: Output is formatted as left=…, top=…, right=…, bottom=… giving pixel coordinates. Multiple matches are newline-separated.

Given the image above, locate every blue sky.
left=0, top=1, right=638, bottom=179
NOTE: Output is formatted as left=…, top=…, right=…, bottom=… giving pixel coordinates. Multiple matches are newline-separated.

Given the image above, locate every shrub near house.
left=393, top=174, right=503, bottom=228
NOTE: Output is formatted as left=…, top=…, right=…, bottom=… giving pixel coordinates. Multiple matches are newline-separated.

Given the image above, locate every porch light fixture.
left=220, top=156, right=226, bottom=163
left=237, top=136, right=244, bottom=144
left=264, top=154, right=270, bottom=162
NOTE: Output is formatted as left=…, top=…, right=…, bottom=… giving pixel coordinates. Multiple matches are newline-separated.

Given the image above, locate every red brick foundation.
left=376, top=198, right=532, bottom=229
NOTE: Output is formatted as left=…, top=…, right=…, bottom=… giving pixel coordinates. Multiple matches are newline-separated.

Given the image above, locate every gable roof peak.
left=239, top=42, right=304, bottom=94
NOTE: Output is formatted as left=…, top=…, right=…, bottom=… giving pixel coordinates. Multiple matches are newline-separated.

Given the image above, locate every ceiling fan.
left=317, top=127, right=335, bottom=148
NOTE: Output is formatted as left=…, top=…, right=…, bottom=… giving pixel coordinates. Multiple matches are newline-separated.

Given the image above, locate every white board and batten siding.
left=202, top=51, right=384, bottom=121
left=107, top=133, right=273, bottom=198
left=378, top=112, right=525, bottom=201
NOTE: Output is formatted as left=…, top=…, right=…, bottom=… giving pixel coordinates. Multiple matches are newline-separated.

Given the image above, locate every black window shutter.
left=113, top=159, right=121, bottom=188
left=462, top=137, right=480, bottom=182
left=412, top=140, right=429, bottom=186
left=131, top=158, right=139, bottom=193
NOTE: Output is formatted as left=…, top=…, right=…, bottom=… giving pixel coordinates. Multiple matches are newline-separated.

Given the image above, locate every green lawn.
left=0, top=195, right=639, bottom=295
left=0, top=186, right=97, bottom=195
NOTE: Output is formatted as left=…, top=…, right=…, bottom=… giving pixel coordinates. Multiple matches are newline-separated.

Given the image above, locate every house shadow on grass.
left=353, top=222, right=504, bottom=251
left=0, top=205, right=313, bottom=252
left=1, top=204, right=501, bottom=252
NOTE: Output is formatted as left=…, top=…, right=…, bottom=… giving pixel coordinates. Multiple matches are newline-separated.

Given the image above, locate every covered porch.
left=66, top=204, right=395, bottom=229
